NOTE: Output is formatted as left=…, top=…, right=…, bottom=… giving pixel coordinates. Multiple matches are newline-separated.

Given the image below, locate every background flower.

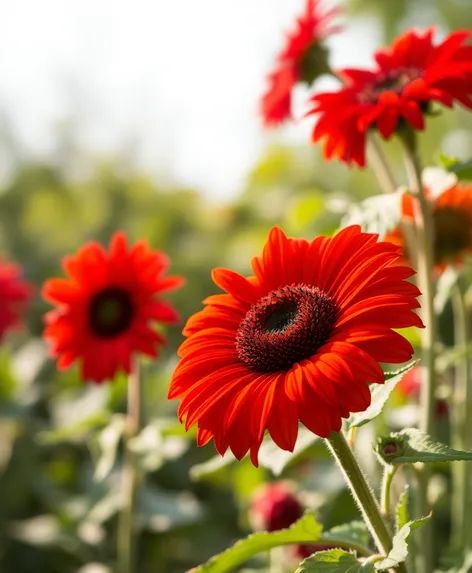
left=261, top=0, right=340, bottom=127
left=42, top=232, right=184, bottom=382
left=308, top=28, right=472, bottom=166
left=0, top=261, right=32, bottom=342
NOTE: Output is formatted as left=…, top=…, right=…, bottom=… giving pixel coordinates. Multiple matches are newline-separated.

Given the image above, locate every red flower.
left=308, top=28, right=472, bottom=166
left=250, top=483, right=303, bottom=532
left=261, top=0, right=340, bottom=127
left=168, top=225, right=423, bottom=466
left=385, top=182, right=472, bottom=271
left=42, top=232, right=184, bottom=383
left=0, top=261, right=32, bottom=341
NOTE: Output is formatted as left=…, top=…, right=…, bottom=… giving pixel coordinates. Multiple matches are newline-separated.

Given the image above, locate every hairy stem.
left=117, top=361, right=141, bottom=573
left=381, top=465, right=398, bottom=521
left=326, top=432, right=408, bottom=573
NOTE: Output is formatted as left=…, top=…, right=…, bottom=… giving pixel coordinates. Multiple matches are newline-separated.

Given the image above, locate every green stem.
left=381, top=465, right=398, bottom=520
left=117, top=360, right=141, bottom=573
left=400, top=133, right=436, bottom=437
left=326, top=432, right=408, bottom=573
left=400, top=131, right=436, bottom=573
left=450, top=282, right=471, bottom=550
left=367, top=135, right=398, bottom=195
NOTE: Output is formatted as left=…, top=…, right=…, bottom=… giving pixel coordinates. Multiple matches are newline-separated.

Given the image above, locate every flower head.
left=168, top=225, right=423, bottom=465
left=385, top=182, right=472, bottom=271
left=43, top=232, right=184, bottom=383
left=0, top=261, right=32, bottom=341
left=261, top=0, right=340, bottom=127
left=250, top=482, right=303, bottom=532
left=308, top=28, right=472, bottom=166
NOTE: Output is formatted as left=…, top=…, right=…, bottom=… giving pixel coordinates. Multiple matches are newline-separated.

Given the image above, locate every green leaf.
left=375, top=516, right=430, bottom=571
left=439, top=153, right=472, bottom=181
left=322, top=522, right=369, bottom=550
left=348, top=361, right=417, bottom=429
left=395, top=487, right=409, bottom=531
left=376, top=428, right=472, bottom=465
left=191, top=512, right=323, bottom=573
left=90, top=414, right=126, bottom=482
left=296, top=549, right=375, bottom=572
left=434, top=266, right=459, bottom=315
left=37, top=412, right=109, bottom=445
left=190, top=452, right=236, bottom=481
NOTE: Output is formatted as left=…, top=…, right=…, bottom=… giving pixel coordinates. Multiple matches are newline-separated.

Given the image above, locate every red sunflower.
left=0, top=260, right=32, bottom=341
left=43, top=232, right=184, bottom=383
left=168, top=225, right=423, bottom=466
left=261, top=0, right=341, bottom=127
left=385, top=182, right=472, bottom=271
left=308, top=27, right=472, bottom=166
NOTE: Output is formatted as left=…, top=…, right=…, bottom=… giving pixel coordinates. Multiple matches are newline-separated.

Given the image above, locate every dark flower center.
left=89, top=288, right=134, bottom=338
left=434, top=206, right=472, bottom=264
left=236, top=284, right=338, bottom=373
left=357, top=67, right=423, bottom=105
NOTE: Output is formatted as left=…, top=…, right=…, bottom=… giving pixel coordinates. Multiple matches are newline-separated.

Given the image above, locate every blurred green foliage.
left=0, top=1, right=472, bottom=572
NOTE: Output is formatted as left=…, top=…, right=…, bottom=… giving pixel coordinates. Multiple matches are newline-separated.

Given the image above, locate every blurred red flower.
left=250, top=483, right=303, bottom=532
left=168, top=225, right=423, bottom=466
left=261, top=0, right=340, bottom=127
left=0, top=261, right=32, bottom=341
left=384, top=182, right=472, bottom=271
left=42, top=232, right=184, bottom=383
left=308, top=28, right=472, bottom=166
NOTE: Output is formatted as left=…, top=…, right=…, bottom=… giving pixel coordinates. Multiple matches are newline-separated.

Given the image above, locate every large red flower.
left=0, top=261, right=32, bottom=341
left=43, top=232, right=184, bottom=383
left=168, top=225, right=423, bottom=466
left=261, top=0, right=340, bottom=127
left=385, top=182, right=472, bottom=271
left=308, top=28, right=472, bottom=166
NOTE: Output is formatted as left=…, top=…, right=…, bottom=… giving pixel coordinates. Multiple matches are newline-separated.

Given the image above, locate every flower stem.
left=450, top=282, right=471, bottom=550
left=400, top=131, right=435, bottom=573
left=400, top=133, right=436, bottom=438
left=117, top=360, right=141, bottom=573
left=326, top=432, right=408, bottom=573
left=381, top=465, right=398, bottom=520
left=367, top=135, right=398, bottom=195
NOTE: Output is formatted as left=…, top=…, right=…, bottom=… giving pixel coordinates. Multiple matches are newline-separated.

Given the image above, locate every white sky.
left=0, top=0, right=380, bottom=198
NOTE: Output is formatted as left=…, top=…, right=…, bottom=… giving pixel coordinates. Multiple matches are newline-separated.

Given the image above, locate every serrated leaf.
left=378, top=428, right=472, bottom=465
left=348, top=362, right=417, bottom=429
left=91, top=415, right=126, bottom=482
left=322, top=522, right=369, bottom=550
left=296, top=549, right=375, bottom=572
left=341, top=192, right=403, bottom=238
left=375, top=516, right=430, bottom=571
left=395, top=487, right=409, bottom=531
left=192, top=512, right=323, bottom=573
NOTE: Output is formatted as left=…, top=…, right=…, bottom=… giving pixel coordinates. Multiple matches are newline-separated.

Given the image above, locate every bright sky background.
left=0, top=0, right=381, bottom=198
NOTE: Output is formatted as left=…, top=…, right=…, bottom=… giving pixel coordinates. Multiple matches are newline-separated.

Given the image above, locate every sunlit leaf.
left=434, top=267, right=459, bottom=315
left=375, top=516, right=430, bottom=571
left=395, top=487, right=409, bottom=531
left=296, top=549, right=375, bottom=572
left=341, top=191, right=402, bottom=238
left=347, top=361, right=417, bottom=429
left=322, top=522, right=369, bottom=550
left=192, top=512, right=323, bottom=573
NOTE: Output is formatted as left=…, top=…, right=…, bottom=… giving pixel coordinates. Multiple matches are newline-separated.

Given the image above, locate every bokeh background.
left=0, top=1, right=471, bottom=572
